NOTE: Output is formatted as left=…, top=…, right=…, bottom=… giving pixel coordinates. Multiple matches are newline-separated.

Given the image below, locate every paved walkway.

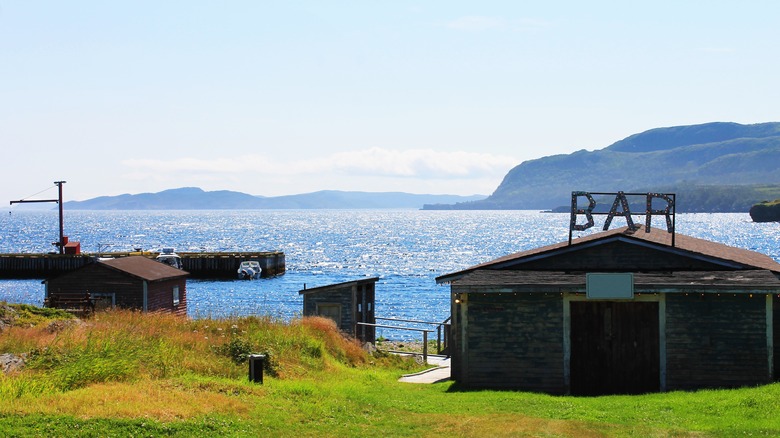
left=395, top=353, right=451, bottom=384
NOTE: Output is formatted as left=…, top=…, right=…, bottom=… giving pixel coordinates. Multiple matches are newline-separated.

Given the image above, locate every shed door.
left=570, top=301, right=659, bottom=395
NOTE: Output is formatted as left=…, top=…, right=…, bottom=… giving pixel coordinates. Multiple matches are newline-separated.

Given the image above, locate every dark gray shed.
left=436, top=226, right=780, bottom=395
left=45, top=256, right=189, bottom=316
left=299, top=277, right=378, bottom=343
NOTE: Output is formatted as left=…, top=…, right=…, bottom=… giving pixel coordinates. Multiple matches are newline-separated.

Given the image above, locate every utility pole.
left=10, top=181, right=67, bottom=254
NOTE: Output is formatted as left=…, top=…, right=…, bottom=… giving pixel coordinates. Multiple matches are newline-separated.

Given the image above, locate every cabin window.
left=316, top=303, right=341, bottom=326
left=91, top=292, right=116, bottom=311
left=173, top=286, right=180, bottom=306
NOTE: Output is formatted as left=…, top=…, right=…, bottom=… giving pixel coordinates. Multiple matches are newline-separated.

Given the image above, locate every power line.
left=16, top=184, right=58, bottom=202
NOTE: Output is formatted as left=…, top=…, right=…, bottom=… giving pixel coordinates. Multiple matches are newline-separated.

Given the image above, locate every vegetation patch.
left=1, top=302, right=73, bottom=330
left=2, top=305, right=780, bottom=436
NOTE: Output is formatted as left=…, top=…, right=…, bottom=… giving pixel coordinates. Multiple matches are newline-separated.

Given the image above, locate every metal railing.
left=359, top=316, right=451, bottom=359
left=356, top=322, right=434, bottom=363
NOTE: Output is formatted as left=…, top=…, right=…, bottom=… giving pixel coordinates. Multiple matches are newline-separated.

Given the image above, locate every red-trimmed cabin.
left=44, top=256, right=188, bottom=316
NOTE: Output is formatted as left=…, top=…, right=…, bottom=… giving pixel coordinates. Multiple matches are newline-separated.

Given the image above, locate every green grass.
left=0, top=302, right=73, bottom=327
left=1, top=305, right=780, bottom=436
left=756, top=198, right=780, bottom=207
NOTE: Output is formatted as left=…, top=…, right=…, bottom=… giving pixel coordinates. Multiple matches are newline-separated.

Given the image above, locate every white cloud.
left=326, top=148, right=516, bottom=179
left=122, top=148, right=518, bottom=182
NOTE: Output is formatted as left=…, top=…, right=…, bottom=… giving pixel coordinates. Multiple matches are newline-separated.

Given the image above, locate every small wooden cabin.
left=45, top=256, right=189, bottom=316
left=436, top=226, right=780, bottom=395
left=299, top=278, right=377, bottom=343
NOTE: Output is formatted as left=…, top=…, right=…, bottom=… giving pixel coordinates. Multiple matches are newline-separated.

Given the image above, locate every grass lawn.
left=1, top=304, right=779, bottom=437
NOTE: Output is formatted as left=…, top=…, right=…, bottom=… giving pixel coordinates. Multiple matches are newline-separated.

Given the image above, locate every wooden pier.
left=0, top=251, right=285, bottom=279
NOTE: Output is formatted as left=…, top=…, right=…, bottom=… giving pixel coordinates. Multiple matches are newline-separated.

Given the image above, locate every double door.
left=570, top=301, right=660, bottom=395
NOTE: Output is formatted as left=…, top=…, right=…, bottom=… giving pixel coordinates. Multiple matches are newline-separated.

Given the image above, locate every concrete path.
left=395, top=353, right=451, bottom=384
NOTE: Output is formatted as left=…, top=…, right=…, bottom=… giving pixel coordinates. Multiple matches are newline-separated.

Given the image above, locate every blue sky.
left=2, top=1, right=779, bottom=203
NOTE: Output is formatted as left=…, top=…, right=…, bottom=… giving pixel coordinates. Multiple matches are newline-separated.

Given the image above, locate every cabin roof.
left=436, top=225, right=780, bottom=284
left=100, top=256, right=189, bottom=282
left=299, top=277, right=379, bottom=295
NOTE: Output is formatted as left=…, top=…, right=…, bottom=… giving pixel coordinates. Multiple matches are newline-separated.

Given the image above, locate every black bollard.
left=248, top=354, right=265, bottom=384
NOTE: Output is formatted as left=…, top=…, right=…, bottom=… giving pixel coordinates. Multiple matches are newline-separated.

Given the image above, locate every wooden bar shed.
left=436, top=226, right=780, bottom=395
left=44, top=256, right=189, bottom=316
left=299, top=278, right=378, bottom=343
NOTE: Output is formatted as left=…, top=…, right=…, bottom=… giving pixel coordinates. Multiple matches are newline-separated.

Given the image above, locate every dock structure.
left=0, top=251, right=285, bottom=279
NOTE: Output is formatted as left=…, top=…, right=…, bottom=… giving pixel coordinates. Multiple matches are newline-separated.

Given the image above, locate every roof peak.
left=437, top=226, right=780, bottom=284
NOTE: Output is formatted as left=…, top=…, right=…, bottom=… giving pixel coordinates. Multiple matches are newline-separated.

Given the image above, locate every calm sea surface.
left=1, top=210, right=778, bottom=340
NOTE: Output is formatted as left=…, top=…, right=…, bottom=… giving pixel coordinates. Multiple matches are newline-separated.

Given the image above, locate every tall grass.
left=0, top=308, right=378, bottom=399
left=3, top=305, right=779, bottom=436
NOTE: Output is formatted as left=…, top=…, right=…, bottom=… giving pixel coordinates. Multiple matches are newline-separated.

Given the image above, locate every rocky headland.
left=749, top=200, right=780, bottom=222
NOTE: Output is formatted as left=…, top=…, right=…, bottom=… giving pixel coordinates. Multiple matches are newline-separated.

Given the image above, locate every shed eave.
left=299, top=277, right=380, bottom=295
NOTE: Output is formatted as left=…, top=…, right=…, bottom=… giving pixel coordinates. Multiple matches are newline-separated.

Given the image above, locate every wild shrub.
left=7, top=303, right=73, bottom=327
left=213, top=337, right=253, bottom=364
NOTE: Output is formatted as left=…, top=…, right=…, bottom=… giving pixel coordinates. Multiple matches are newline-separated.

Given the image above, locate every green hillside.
left=425, top=122, right=780, bottom=211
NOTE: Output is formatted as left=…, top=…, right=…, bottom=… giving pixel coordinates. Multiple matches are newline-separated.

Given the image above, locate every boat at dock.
left=237, top=261, right=262, bottom=280
left=156, top=248, right=183, bottom=270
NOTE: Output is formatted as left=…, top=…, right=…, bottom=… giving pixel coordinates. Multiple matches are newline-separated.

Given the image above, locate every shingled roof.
left=100, top=256, right=189, bottom=281
left=436, top=225, right=780, bottom=283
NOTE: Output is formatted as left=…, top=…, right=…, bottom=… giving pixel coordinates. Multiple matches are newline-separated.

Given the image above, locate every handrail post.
left=444, top=323, right=450, bottom=357
left=423, top=330, right=428, bottom=364
left=437, top=324, right=441, bottom=354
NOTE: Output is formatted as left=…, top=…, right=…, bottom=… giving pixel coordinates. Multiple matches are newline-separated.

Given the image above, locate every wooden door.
left=354, top=285, right=375, bottom=343
left=570, top=301, right=659, bottom=395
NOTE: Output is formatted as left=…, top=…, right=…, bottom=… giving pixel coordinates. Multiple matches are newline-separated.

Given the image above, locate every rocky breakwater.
left=749, top=199, right=780, bottom=222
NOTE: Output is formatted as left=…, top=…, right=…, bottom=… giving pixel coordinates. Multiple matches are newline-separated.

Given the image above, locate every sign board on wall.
left=586, top=273, right=634, bottom=299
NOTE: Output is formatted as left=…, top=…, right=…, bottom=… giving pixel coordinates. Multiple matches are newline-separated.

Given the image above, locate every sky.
left=2, top=1, right=780, bottom=204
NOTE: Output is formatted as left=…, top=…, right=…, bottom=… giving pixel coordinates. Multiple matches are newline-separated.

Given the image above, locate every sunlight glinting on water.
left=1, top=210, right=778, bottom=340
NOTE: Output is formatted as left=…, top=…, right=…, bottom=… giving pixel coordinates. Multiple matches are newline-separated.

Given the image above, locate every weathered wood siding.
left=302, top=286, right=355, bottom=334
left=459, top=293, right=565, bottom=393
left=47, top=263, right=145, bottom=309
left=46, top=263, right=187, bottom=315
left=516, top=241, right=730, bottom=271
left=147, top=279, right=187, bottom=316
left=665, top=293, right=770, bottom=390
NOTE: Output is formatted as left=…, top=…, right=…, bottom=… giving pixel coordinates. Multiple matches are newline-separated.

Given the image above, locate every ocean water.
left=1, top=210, right=778, bottom=340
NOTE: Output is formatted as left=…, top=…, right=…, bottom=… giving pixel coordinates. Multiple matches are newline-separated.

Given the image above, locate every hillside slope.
left=63, top=188, right=486, bottom=210
left=427, top=122, right=780, bottom=210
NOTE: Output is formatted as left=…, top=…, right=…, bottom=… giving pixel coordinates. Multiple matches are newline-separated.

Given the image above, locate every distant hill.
left=62, top=188, right=486, bottom=210
left=424, top=122, right=780, bottom=211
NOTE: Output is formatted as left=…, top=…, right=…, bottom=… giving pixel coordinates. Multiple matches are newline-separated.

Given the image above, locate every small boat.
left=156, top=247, right=183, bottom=270
left=238, top=260, right=262, bottom=280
